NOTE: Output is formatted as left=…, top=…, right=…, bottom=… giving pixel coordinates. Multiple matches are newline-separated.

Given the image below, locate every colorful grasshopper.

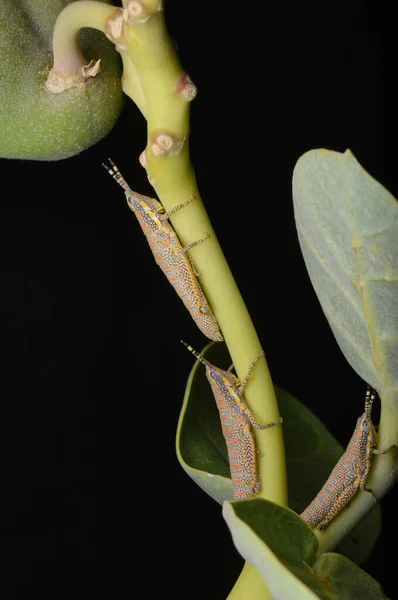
left=301, top=386, right=396, bottom=530
left=103, top=160, right=223, bottom=342
left=182, top=342, right=283, bottom=499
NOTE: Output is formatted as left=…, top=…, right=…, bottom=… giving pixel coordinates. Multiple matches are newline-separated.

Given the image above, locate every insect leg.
left=372, top=444, right=397, bottom=455
left=237, top=350, right=283, bottom=429
left=189, top=260, right=201, bottom=277
left=180, top=232, right=210, bottom=254
left=360, top=445, right=396, bottom=498
left=239, top=351, right=265, bottom=396
left=248, top=414, right=284, bottom=430
left=161, top=195, right=195, bottom=219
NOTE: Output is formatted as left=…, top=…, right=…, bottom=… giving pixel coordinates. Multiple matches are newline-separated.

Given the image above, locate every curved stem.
left=52, top=0, right=116, bottom=75
left=119, top=54, right=147, bottom=117
left=227, top=563, right=272, bottom=600
left=119, top=1, right=287, bottom=508
left=51, top=1, right=287, bottom=596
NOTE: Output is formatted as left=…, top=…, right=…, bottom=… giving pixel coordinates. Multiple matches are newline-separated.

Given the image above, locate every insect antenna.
left=365, top=384, right=377, bottom=417
left=181, top=340, right=211, bottom=368
left=102, top=158, right=132, bottom=194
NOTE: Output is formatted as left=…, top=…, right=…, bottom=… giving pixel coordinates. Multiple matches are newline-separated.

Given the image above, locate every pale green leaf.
left=292, top=149, right=398, bottom=394
left=223, top=499, right=387, bottom=600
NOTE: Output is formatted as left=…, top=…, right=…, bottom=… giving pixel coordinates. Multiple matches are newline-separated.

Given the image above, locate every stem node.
left=105, top=8, right=127, bottom=50
left=176, top=73, right=197, bottom=102
left=139, top=149, right=148, bottom=169
left=46, top=58, right=101, bottom=93
left=151, top=131, right=186, bottom=157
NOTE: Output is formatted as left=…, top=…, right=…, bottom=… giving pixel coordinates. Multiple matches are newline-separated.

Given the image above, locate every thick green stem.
left=48, top=1, right=288, bottom=595
left=115, top=1, right=287, bottom=508
left=115, top=3, right=287, bottom=595
left=227, top=563, right=272, bottom=600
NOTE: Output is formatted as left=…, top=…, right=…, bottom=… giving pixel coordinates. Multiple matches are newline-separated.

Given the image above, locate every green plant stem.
left=51, top=0, right=115, bottom=75
left=48, top=1, right=288, bottom=595
left=117, top=3, right=287, bottom=507
left=227, top=563, right=272, bottom=600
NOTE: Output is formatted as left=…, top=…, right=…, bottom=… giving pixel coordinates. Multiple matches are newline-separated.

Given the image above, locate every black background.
left=0, top=0, right=396, bottom=597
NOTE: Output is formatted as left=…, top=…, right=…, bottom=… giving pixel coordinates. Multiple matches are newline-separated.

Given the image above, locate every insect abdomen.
left=300, top=450, right=357, bottom=527
left=301, top=416, right=368, bottom=529
left=144, top=225, right=222, bottom=340
left=220, top=408, right=260, bottom=499
left=104, top=161, right=222, bottom=342
left=211, top=371, right=262, bottom=499
left=181, top=344, right=282, bottom=500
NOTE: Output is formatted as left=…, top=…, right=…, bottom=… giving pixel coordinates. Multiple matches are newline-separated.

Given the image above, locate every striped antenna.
left=365, top=384, right=377, bottom=417
left=102, top=158, right=132, bottom=194
left=181, top=341, right=211, bottom=368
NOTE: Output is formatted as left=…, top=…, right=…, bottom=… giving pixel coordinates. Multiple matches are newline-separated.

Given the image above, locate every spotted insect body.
left=182, top=342, right=283, bottom=499
left=104, top=160, right=223, bottom=342
left=301, top=386, right=396, bottom=530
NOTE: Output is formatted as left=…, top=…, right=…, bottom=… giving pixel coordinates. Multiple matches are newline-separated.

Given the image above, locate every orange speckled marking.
left=104, top=160, right=223, bottom=342
left=301, top=386, right=396, bottom=530
left=182, top=342, right=283, bottom=499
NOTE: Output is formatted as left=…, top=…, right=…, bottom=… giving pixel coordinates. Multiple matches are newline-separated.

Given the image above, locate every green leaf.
left=176, top=343, right=381, bottom=563
left=176, top=343, right=233, bottom=504
left=292, top=149, right=398, bottom=394
left=223, top=499, right=387, bottom=600
left=313, top=553, right=390, bottom=600
left=0, top=0, right=123, bottom=160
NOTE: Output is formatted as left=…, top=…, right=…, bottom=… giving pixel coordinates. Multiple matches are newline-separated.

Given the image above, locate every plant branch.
left=227, top=563, right=272, bottom=600
left=108, top=0, right=287, bottom=508
left=46, top=1, right=117, bottom=92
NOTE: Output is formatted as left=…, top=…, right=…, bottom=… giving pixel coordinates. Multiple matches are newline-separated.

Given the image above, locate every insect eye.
left=362, top=420, right=370, bottom=432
